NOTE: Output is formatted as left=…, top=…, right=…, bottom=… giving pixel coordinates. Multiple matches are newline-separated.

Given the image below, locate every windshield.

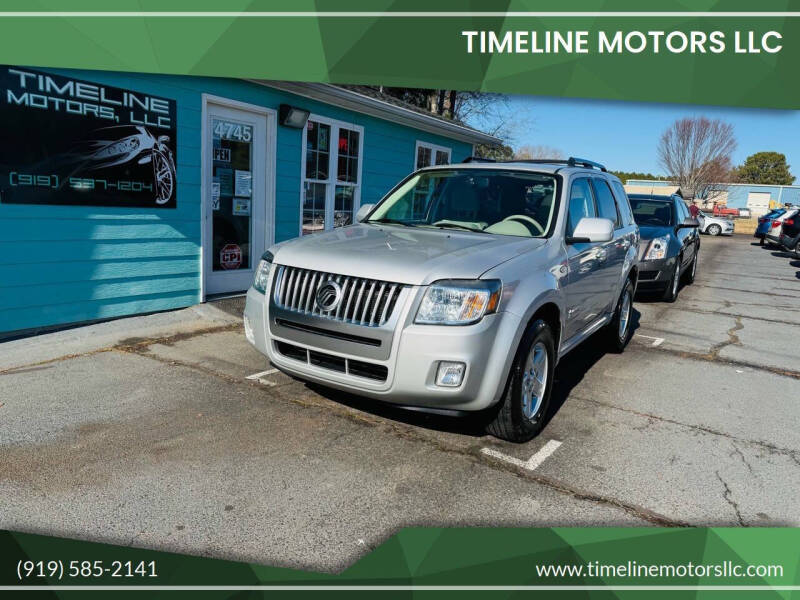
left=630, top=198, right=674, bottom=227
left=366, top=169, right=558, bottom=237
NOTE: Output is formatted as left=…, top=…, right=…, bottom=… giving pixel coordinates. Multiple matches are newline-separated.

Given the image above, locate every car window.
left=367, top=169, right=559, bottom=238
left=610, top=180, right=635, bottom=226
left=676, top=200, right=688, bottom=222
left=630, top=198, right=674, bottom=227
left=567, top=178, right=596, bottom=236
left=591, top=179, right=620, bottom=227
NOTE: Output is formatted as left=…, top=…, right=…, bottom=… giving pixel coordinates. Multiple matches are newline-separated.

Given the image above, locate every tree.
left=475, top=142, right=514, bottom=161
left=733, top=152, right=795, bottom=185
left=610, top=170, right=663, bottom=183
left=514, top=145, right=564, bottom=160
left=657, top=117, right=737, bottom=201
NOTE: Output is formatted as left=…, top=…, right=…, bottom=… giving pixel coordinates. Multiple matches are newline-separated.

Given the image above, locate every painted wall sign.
left=0, top=66, right=178, bottom=208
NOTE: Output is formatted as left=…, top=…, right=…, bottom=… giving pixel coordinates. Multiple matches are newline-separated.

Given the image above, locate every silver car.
left=244, top=158, right=640, bottom=442
left=696, top=210, right=734, bottom=236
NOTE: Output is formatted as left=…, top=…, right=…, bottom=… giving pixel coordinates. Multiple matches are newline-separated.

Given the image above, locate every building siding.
left=626, top=179, right=800, bottom=208
left=0, top=68, right=472, bottom=334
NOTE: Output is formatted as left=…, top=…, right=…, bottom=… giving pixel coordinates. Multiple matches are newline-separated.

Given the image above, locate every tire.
left=152, top=151, right=175, bottom=205
left=486, top=319, right=555, bottom=443
left=606, top=278, right=634, bottom=353
left=707, top=224, right=722, bottom=236
left=685, top=247, right=698, bottom=284
left=662, top=258, right=681, bottom=302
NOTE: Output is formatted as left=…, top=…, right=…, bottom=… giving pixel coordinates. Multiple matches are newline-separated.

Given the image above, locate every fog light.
left=436, top=361, right=466, bottom=387
left=244, top=315, right=255, bottom=344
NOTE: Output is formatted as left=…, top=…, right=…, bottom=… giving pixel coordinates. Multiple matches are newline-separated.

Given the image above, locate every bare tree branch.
left=657, top=117, right=737, bottom=201
left=515, top=145, right=564, bottom=160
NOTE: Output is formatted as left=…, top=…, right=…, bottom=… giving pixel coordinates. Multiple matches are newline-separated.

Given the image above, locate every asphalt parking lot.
left=1, top=234, right=799, bottom=572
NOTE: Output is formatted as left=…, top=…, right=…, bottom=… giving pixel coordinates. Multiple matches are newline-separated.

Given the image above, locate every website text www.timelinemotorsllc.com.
left=536, top=561, right=784, bottom=580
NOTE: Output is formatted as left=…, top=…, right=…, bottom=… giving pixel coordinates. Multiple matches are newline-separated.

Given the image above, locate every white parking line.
left=635, top=334, right=665, bottom=347
left=246, top=368, right=279, bottom=380
left=481, top=440, right=563, bottom=471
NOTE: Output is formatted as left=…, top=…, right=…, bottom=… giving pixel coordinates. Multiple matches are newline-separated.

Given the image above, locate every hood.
left=637, top=224, right=674, bottom=240
left=271, top=223, right=545, bottom=285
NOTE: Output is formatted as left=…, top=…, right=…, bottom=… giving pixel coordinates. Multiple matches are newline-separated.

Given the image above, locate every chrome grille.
left=273, top=266, right=405, bottom=327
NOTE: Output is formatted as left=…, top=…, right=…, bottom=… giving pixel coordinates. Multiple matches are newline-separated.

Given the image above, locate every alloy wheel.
left=153, top=152, right=174, bottom=204
left=521, top=341, right=548, bottom=421
left=618, top=288, right=632, bottom=341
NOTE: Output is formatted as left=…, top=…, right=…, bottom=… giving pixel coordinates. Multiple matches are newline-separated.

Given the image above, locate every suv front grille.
left=273, top=266, right=404, bottom=327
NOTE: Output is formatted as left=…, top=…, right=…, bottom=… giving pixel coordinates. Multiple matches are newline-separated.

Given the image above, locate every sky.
left=465, top=95, right=800, bottom=177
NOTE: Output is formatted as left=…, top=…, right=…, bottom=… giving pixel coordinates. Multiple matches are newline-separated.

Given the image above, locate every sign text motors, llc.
left=461, top=30, right=783, bottom=55
left=4, top=67, right=172, bottom=129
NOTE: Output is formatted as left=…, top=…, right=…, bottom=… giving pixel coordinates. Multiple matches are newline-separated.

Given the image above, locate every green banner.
left=3, top=528, right=800, bottom=597
left=0, top=1, right=799, bottom=108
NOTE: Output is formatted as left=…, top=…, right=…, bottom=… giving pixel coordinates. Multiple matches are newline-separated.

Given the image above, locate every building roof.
left=625, top=184, right=682, bottom=197
left=251, top=80, right=501, bottom=146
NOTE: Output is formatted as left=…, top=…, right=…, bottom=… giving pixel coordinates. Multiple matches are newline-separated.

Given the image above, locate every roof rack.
left=462, top=155, right=607, bottom=171
left=512, top=157, right=607, bottom=172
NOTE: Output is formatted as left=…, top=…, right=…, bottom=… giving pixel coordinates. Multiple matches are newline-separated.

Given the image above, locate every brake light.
left=772, top=221, right=782, bottom=228
left=785, top=219, right=795, bottom=226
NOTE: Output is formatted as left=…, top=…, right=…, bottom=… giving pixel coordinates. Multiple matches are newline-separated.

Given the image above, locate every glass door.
left=204, top=101, right=270, bottom=295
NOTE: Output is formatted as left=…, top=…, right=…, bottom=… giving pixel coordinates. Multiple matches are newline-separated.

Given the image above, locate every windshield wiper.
left=368, top=218, right=414, bottom=227
left=432, top=223, right=488, bottom=233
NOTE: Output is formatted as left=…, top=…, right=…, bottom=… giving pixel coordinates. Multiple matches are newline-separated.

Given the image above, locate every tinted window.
left=592, top=179, right=620, bottom=227
left=610, top=180, right=635, bottom=226
left=567, top=178, right=596, bottom=236
left=630, top=198, right=674, bottom=227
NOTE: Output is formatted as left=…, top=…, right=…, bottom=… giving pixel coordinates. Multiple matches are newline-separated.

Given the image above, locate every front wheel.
left=662, top=258, right=681, bottom=303
left=606, top=279, right=634, bottom=353
left=486, top=319, right=555, bottom=443
left=707, top=224, right=722, bottom=236
left=685, top=248, right=698, bottom=284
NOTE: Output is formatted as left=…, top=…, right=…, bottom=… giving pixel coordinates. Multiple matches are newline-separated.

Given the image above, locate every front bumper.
left=635, top=255, right=679, bottom=291
left=244, top=286, right=521, bottom=412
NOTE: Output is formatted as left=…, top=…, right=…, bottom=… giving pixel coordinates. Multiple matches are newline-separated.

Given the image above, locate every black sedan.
left=629, top=193, right=701, bottom=302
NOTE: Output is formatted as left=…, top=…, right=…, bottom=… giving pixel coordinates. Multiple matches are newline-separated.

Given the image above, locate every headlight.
left=94, top=137, right=139, bottom=159
left=415, top=280, right=501, bottom=325
left=644, top=237, right=669, bottom=261
left=253, top=251, right=274, bottom=293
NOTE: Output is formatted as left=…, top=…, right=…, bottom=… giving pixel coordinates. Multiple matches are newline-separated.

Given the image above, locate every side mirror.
left=678, top=217, right=700, bottom=229
left=355, top=203, right=375, bottom=222
left=566, top=217, right=614, bottom=244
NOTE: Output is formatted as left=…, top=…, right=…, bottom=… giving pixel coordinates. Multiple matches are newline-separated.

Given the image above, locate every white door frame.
left=201, top=94, right=277, bottom=299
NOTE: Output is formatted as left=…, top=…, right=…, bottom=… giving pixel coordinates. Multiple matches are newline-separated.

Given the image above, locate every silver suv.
left=244, top=158, right=639, bottom=442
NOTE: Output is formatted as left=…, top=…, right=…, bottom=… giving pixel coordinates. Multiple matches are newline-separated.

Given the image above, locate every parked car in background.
left=245, top=157, right=640, bottom=442
left=765, top=207, right=799, bottom=247
left=629, top=193, right=700, bottom=302
left=696, top=210, right=734, bottom=236
left=755, top=208, right=787, bottom=244
left=779, top=211, right=800, bottom=255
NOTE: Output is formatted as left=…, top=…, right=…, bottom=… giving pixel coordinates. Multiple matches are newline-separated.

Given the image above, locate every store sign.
left=0, top=66, right=178, bottom=208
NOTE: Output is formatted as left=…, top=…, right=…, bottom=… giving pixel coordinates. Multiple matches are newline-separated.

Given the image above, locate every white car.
left=697, top=211, right=734, bottom=236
